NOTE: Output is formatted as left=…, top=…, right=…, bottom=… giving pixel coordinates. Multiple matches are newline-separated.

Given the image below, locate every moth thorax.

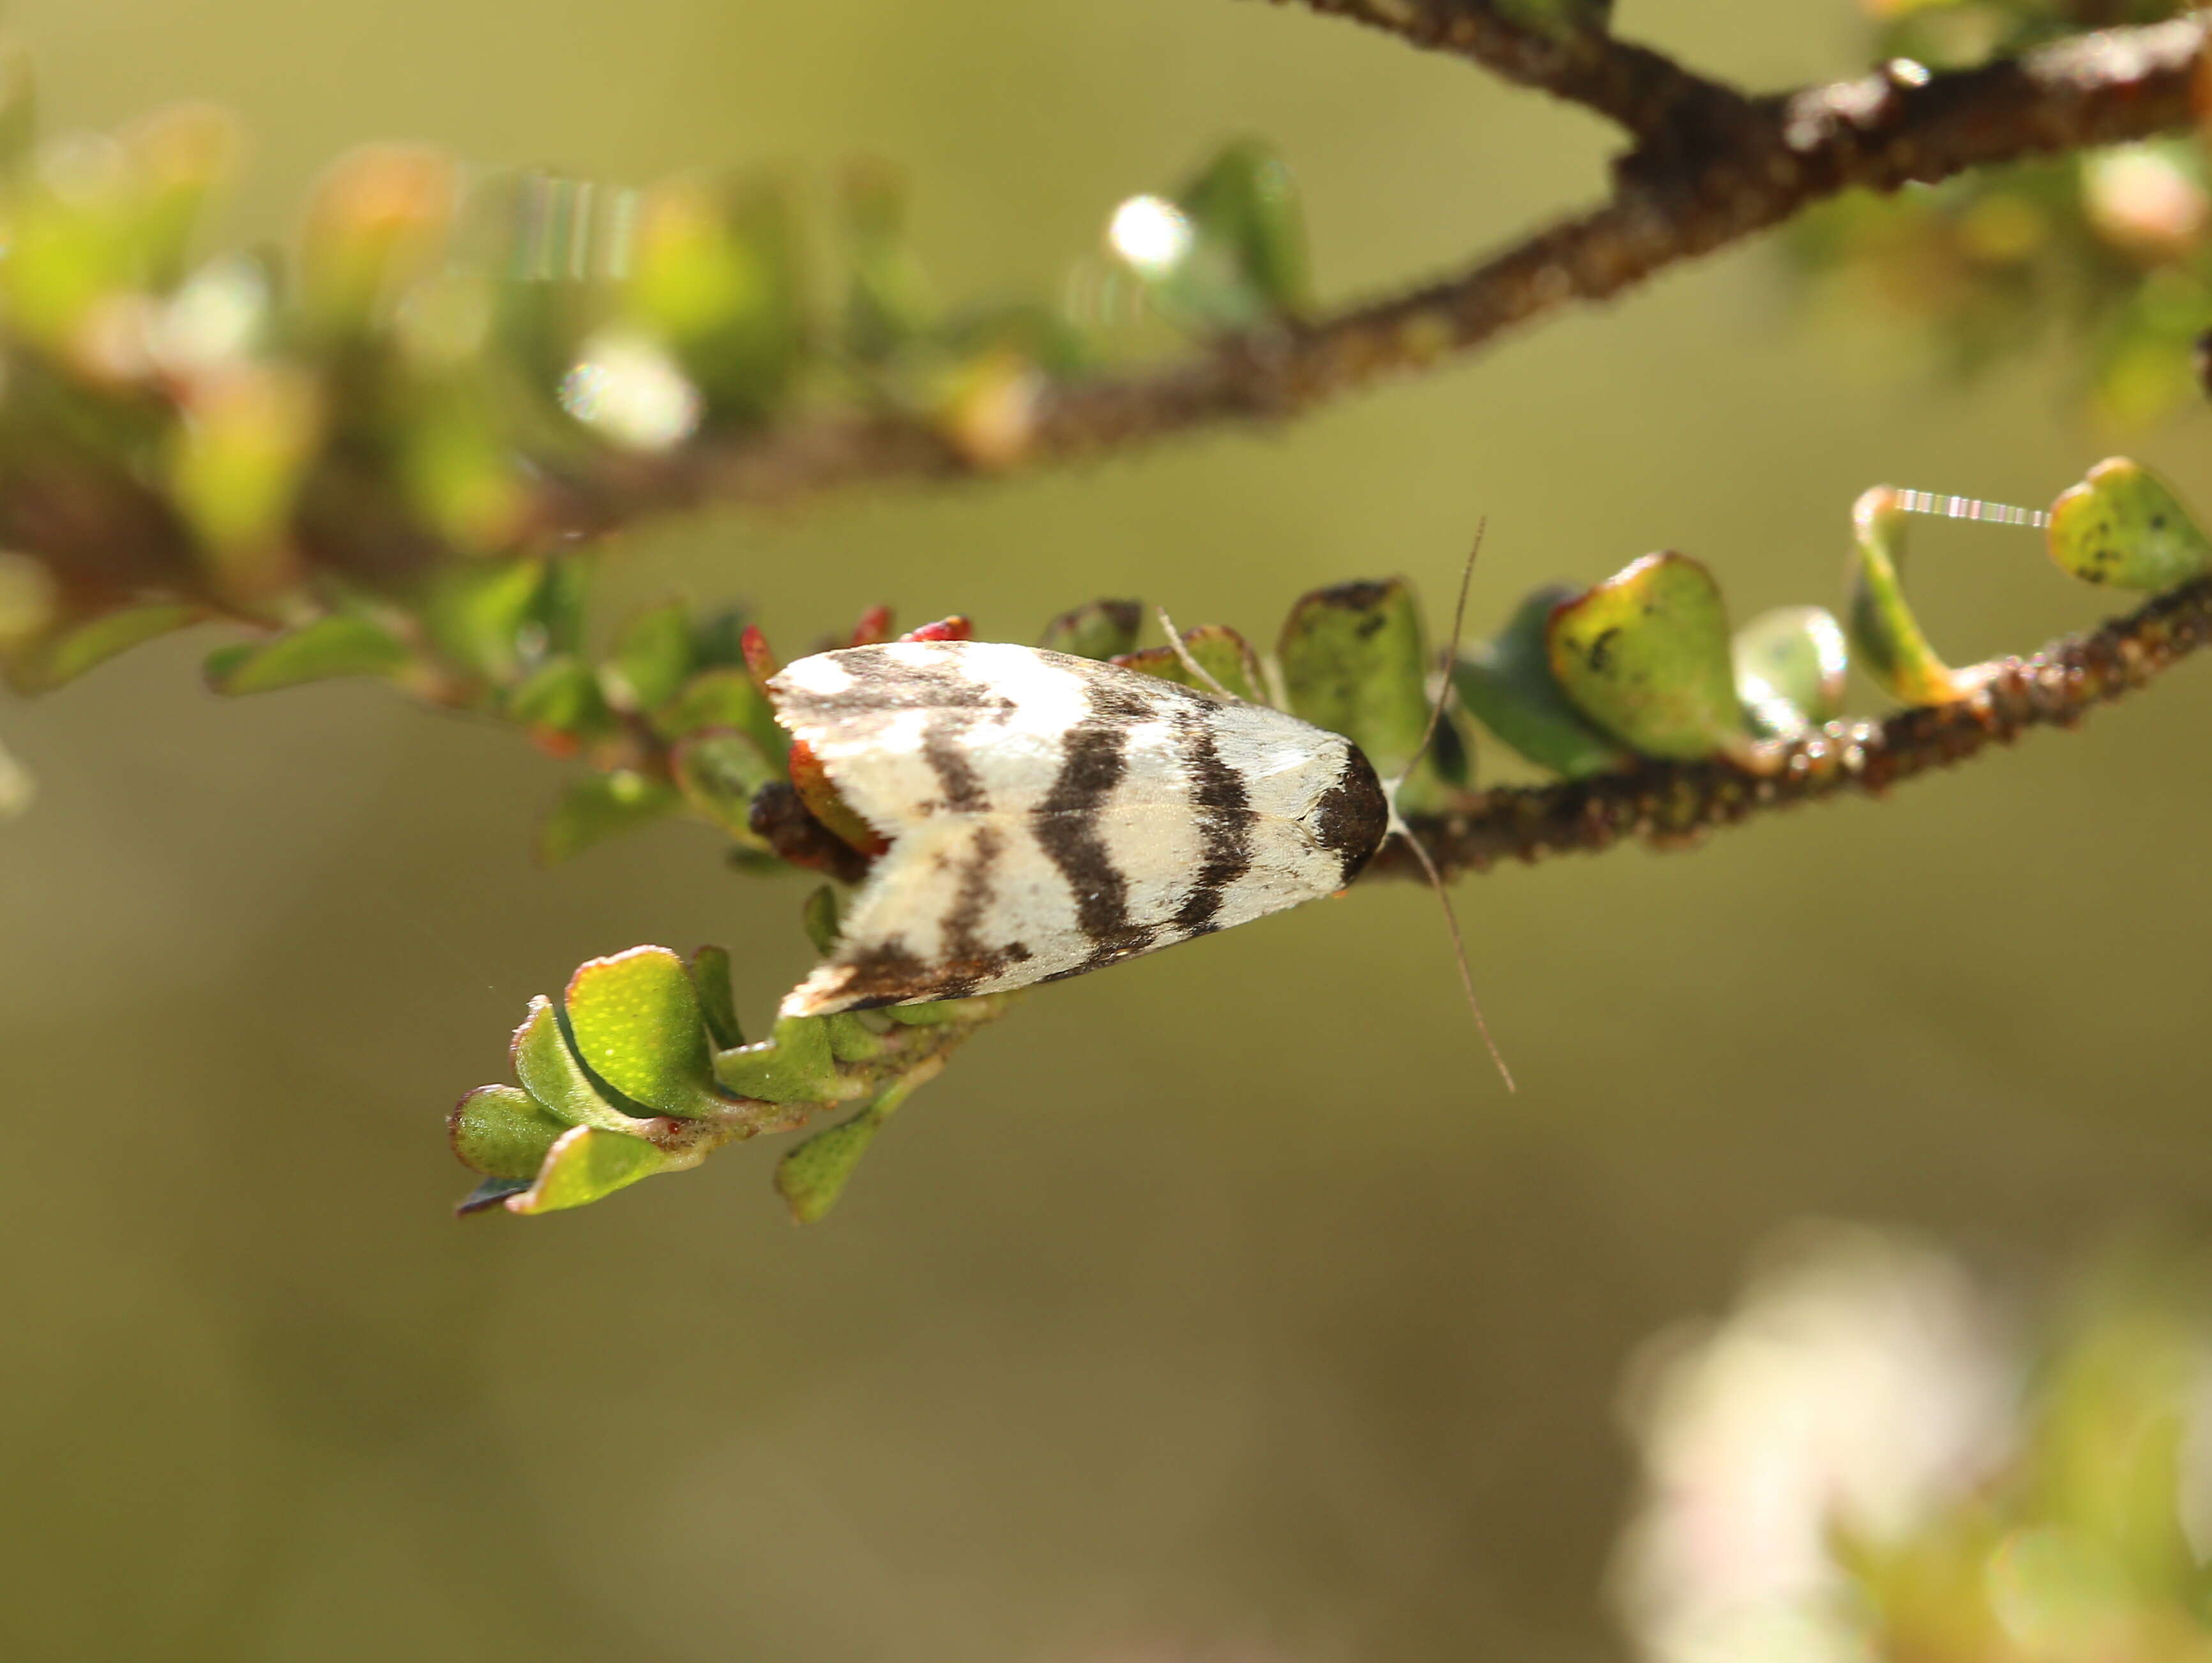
left=1311, top=745, right=1390, bottom=885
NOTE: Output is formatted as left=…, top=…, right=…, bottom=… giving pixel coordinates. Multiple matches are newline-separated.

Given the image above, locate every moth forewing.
left=769, top=640, right=1388, bottom=1017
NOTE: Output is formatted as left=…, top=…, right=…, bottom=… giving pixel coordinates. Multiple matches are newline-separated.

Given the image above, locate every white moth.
left=764, top=538, right=1511, bottom=1086
left=769, top=638, right=1388, bottom=1016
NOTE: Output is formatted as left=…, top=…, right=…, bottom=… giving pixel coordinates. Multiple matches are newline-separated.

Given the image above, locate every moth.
left=766, top=543, right=1510, bottom=1084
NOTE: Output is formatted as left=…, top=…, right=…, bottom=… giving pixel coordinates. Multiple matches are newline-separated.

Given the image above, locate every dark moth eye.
left=1312, top=745, right=1389, bottom=885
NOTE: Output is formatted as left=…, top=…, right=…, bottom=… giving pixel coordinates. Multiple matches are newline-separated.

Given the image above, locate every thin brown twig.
left=1259, top=0, right=1756, bottom=138
left=490, top=15, right=2208, bottom=541
left=1377, top=575, right=2212, bottom=879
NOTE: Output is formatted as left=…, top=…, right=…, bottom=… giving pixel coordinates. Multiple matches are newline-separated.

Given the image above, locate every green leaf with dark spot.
left=1279, top=579, right=1432, bottom=782
left=449, top=1083, right=569, bottom=1179
left=1114, top=623, right=1264, bottom=702
left=691, top=946, right=744, bottom=1050
left=1038, top=598, right=1141, bottom=662
left=6, top=602, right=201, bottom=694
left=1547, top=552, right=1748, bottom=763
left=2048, top=457, right=2212, bottom=591
left=422, top=557, right=545, bottom=684
left=1734, top=605, right=1849, bottom=739
left=714, top=1013, right=837, bottom=1103
left=204, top=613, right=409, bottom=695
left=536, top=771, right=680, bottom=864
left=562, top=946, right=723, bottom=1118
left=1848, top=487, right=1967, bottom=705
left=1453, top=583, right=1626, bottom=778
left=602, top=598, right=694, bottom=713
left=506, top=1124, right=669, bottom=1215
left=511, top=995, right=651, bottom=1132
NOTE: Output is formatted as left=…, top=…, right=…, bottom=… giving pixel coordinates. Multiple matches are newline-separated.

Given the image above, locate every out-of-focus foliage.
left=1614, top=1222, right=2212, bottom=1663
left=0, top=44, right=1317, bottom=690
left=1792, top=0, right=2209, bottom=423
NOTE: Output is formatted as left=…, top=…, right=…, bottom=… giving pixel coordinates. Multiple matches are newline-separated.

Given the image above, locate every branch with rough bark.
left=515, top=13, right=2210, bottom=533
left=1385, top=575, right=2212, bottom=879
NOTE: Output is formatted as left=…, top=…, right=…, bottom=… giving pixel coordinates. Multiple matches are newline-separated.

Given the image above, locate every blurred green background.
left=5, top=1, right=2211, bottom=1659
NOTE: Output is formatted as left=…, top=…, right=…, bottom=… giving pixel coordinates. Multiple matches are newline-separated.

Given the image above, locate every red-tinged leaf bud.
left=739, top=622, right=778, bottom=688
left=897, top=615, right=973, bottom=643
left=849, top=604, right=894, bottom=646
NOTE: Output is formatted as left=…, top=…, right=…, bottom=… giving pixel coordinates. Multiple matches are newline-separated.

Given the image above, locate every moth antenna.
left=1376, top=520, right=1511, bottom=1090
left=1398, top=819, right=1517, bottom=1094
left=1404, top=517, right=1486, bottom=782
left=1891, top=490, right=2049, bottom=528
left=1153, top=605, right=1242, bottom=702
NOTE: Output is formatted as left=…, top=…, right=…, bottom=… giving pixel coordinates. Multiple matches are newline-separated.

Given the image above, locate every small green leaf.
left=602, top=598, right=694, bottom=713
left=1175, top=138, right=1310, bottom=319
left=1114, top=623, right=1264, bottom=702
left=536, top=771, right=680, bottom=864
left=562, top=946, right=723, bottom=1118
left=650, top=665, right=782, bottom=755
left=775, top=1102, right=891, bottom=1224
left=669, top=730, right=778, bottom=845
left=1278, top=579, right=1432, bottom=782
left=801, top=885, right=844, bottom=956
left=714, top=1014, right=838, bottom=1104
left=1733, top=605, right=1849, bottom=740
left=1113, top=140, right=1310, bottom=336
left=1453, top=584, right=1628, bottom=778
left=1848, top=487, right=1969, bottom=705
left=1038, top=598, right=1141, bottom=662
left=449, top=1083, right=569, bottom=1180
left=506, top=655, right=614, bottom=736
left=456, top=1177, right=533, bottom=1215
left=774, top=1066, right=932, bottom=1224
left=204, top=613, right=409, bottom=695
left=511, top=996, right=651, bottom=1132
left=691, top=946, right=744, bottom=1051
left=6, top=602, right=201, bottom=694
left=824, top=1013, right=885, bottom=1064
left=505, top=1124, right=669, bottom=1215
left=533, top=554, right=592, bottom=657
left=2047, top=458, right=2212, bottom=591
left=422, top=556, right=546, bottom=685
left=1547, top=552, right=1752, bottom=763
